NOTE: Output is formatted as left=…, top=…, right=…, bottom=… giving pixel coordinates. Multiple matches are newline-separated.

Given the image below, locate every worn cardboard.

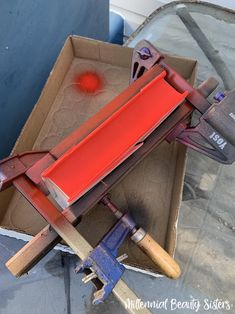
left=0, top=36, right=197, bottom=276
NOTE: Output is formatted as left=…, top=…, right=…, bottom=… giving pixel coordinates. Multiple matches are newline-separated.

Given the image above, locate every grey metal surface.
left=0, top=0, right=109, bottom=159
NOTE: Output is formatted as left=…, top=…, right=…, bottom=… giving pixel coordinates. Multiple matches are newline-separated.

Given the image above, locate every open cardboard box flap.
left=0, top=36, right=197, bottom=276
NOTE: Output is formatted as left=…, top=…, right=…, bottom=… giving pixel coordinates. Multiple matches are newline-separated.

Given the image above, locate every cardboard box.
left=0, top=36, right=197, bottom=276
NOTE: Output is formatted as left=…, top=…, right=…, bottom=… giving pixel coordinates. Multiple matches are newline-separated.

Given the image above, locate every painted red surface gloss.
left=42, top=71, right=188, bottom=205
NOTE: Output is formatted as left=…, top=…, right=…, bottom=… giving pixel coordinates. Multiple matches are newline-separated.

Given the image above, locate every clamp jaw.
left=75, top=196, right=181, bottom=304
left=132, top=40, right=235, bottom=164
left=75, top=213, right=133, bottom=304
left=172, top=90, right=235, bottom=164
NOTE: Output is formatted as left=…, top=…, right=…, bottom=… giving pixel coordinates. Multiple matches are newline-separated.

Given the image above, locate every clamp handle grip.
left=133, top=231, right=181, bottom=279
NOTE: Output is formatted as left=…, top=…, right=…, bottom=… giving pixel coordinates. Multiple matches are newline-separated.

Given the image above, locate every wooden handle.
left=137, top=233, right=181, bottom=279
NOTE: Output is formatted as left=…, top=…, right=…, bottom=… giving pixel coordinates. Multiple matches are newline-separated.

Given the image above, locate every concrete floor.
left=0, top=148, right=234, bottom=314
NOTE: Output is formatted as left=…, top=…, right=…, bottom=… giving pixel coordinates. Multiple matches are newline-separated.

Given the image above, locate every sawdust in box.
left=0, top=35, right=197, bottom=276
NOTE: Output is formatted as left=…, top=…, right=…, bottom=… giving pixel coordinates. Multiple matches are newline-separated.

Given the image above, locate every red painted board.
left=42, top=71, right=188, bottom=207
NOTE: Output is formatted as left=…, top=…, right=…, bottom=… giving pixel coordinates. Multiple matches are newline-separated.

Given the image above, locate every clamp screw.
left=137, top=47, right=152, bottom=60
left=82, top=272, right=97, bottom=283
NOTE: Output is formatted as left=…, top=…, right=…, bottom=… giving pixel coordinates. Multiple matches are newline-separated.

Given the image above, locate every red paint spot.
left=74, top=71, right=103, bottom=94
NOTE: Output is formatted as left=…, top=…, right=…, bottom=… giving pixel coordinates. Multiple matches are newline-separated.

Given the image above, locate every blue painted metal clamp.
left=75, top=213, right=135, bottom=304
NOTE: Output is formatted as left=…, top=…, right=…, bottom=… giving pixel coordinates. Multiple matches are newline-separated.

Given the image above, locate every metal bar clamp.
left=172, top=90, right=235, bottom=164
